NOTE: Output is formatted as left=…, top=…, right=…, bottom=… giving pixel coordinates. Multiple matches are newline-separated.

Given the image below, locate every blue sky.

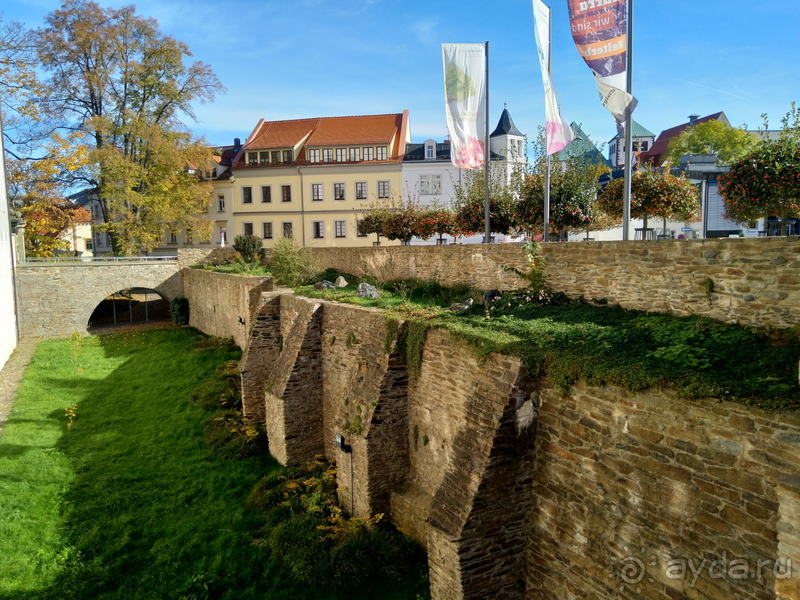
left=4, top=0, right=800, bottom=152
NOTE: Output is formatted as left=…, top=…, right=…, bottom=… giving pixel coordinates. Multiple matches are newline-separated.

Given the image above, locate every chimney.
left=233, top=137, right=241, bottom=150
left=688, top=114, right=699, bottom=126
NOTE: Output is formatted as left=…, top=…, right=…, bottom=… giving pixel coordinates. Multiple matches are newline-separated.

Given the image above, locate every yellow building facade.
left=229, top=112, right=410, bottom=248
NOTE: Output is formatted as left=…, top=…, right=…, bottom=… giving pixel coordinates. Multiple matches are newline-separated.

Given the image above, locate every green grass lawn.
left=0, top=327, right=427, bottom=600
left=298, top=274, right=800, bottom=411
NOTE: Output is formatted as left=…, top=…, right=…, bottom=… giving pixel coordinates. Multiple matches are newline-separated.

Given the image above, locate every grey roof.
left=403, top=141, right=503, bottom=161
left=490, top=108, right=523, bottom=138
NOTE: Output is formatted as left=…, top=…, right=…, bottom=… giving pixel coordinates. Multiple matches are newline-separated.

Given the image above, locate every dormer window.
left=426, top=145, right=434, bottom=159
left=248, top=153, right=258, bottom=166
left=308, top=149, right=320, bottom=163
left=377, top=146, right=387, bottom=161
left=322, top=149, right=333, bottom=162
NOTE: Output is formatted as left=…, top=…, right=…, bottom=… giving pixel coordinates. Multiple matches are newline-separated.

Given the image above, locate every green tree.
left=35, top=0, right=224, bottom=254
left=597, top=166, right=701, bottom=236
left=718, top=104, right=800, bottom=235
left=665, top=119, right=758, bottom=166
left=452, top=160, right=520, bottom=236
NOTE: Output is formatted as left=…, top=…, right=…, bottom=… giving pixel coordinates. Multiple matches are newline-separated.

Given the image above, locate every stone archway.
left=87, top=287, right=170, bottom=328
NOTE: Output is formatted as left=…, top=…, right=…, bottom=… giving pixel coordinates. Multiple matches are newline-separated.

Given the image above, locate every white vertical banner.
left=533, top=0, right=575, bottom=155
left=442, top=43, right=486, bottom=170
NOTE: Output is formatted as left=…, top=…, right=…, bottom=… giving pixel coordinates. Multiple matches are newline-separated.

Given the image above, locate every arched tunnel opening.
left=88, top=288, right=171, bottom=328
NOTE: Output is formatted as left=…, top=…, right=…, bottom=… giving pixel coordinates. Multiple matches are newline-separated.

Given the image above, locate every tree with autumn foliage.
left=597, top=166, right=701, bottom=236
left=1, top=17, right=91, bottom=256
left=34, top=0, right=224, bottom=254
left=718, top=104, right=800, bottom=236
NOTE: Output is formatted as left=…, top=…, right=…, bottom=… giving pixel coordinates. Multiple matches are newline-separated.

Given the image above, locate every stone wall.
left=188, top=284, right=800, bottom=600
left=297, top=236, right=800, bottom=328
left=182, top=268, right=273, bottom=349
left=526, top=380, right=800, bottom=600
left=16, top=261, right=184, bottom=338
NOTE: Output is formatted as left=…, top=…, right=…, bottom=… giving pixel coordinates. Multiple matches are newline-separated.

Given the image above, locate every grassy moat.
left=0, top=327, right=428, bottom=600
left=298, top=271, right=800, bottom=412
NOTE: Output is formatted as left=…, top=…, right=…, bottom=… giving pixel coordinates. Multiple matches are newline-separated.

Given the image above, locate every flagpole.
left=543, top=6, right=551, bottom=243
left=622, top=0, right=633, bottom=241
left=484, top=41, right=491, bottom=244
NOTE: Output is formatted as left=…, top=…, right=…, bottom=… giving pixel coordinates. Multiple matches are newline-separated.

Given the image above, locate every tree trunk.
left=780, top=207, right=788, bottom=236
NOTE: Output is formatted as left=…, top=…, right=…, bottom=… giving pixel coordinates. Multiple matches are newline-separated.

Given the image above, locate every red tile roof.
left=641, top=112, right=728, bottom=166
left=238, top=112, right=408, bottom=165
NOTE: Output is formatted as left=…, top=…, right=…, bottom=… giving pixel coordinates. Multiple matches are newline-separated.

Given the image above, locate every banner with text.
left=442, top=43, right=486, bottom=169
left=568, top=0, right=637, bottom=131
left=533, top=0, right=575, bottom=155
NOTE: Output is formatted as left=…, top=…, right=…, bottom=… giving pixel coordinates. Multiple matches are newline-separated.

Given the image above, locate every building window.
left=261, top=186, right=272, bottom=203
left=283, top=150, right=293, bottom=163
left=242, top=187, right=252, bottom=204
left=219, top=227, right=227, bottom=246
left=420, top=175, right=430, bottom=194
left=633, top=141, right=640, bottom=151
left=263, top=222, right=273, bottom=239
left=377, top=146, right=387, bottom=161
left=356, top=219, right=368, bottom=237
left=334, top=220, right=346, bottom=238
left=426, top=145, right=434, bottom=159
left=217, top=195, right=225, bottom=212
left=186, top=228, right=193, bottom=243
left=322, top=148, right=333, bottom=162
left=86, top=239, right=93, bottom=251
left=248, top=153, right=258, bottom=166
left=308, top=149, right=320, bottom=163
left=281, top=185, right=291, bottom=202
left=312, top=221, right=325, bottom=239
left=349, top=147, right=360, bottom=162
left=283, top=222, right=293, bottom=238
left=355, top=181, right=367, bottom=200
left=243, top=222, right=254, bottom=236
left=169, top=232, right=177, bottom=244
left=377, top=180, right=390, bottom=199
left=259, top=151, right=269, bottom=165
left=431, top=174, right=441, bottom=194
left=336, top=148, right=347, bottom=162
left=271, top=151, right=281, bottom=164
left=363, top=147, right=374, bottom=161
left=641, top=141, right=649, bottom=151
left=334, top=183, right=345, bottom=200
left=312, top=183, right=323, bottom=201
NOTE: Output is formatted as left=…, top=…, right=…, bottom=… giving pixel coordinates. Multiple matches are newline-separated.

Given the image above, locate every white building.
left=1, top=119, right=19, bottom=368
left=401, top=108, right=526, bottom=244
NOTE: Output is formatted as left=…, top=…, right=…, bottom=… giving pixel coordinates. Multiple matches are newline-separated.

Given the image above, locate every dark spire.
left=490, top=107, right=523, bottom=137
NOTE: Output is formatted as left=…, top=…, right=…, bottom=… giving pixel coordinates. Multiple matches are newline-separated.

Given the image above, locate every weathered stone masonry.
left=231, top=288, right=800, bottom=600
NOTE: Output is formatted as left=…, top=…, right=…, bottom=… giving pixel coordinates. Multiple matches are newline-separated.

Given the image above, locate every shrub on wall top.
left=232, top=234, right=263, bottom=263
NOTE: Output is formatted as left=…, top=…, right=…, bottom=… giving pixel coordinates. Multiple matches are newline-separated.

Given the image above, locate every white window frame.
left=243, top=222, right=254, bottom=236
left=311, top=183, right=324, bottom=202
left=349, top=147, right=360, bottom=162
left=334, top=220, right=346, bottom=238
left=281, top=185, right=292, bottom=203
left=356, top=219, right=368, bottom=237
left=271, top=151, right=281, bottom=164
left=308, top=149, right=320, bottom=163
left=333, top=183, right=346, bottom=201
left=262, top=222, right=273, bottom=239
left=336, top=148, right=347, bottom=162
left=312, top=221, right=325, bottom=239
left=377, top=180, right=390, bottom=199
left=377, top=146, right=387, bottom=161
left=259, top=151, right=269, bottom=165
left=419, top=175, right=430, bottom=195
left=261, top=186, right=272, bottom=203
left=355, top=181, right=367, bottom=200
left=248, top=152, right=258, bottom=166
left=283, top=150, right=293, bottom=163
left=426, top=145, right=434, bottom=159
left=282, top=222, right=293, bottom=239
left=217, top=195, right=225, bottom=212
left=431, top=174, right=441, bottom=194
left=169, top=232, right=177, bottom=244
left=242, top=186, right=253, bottom=204
left=322, top=148, right=333, bottom=162
left=363, top=147, right=374, bottom=161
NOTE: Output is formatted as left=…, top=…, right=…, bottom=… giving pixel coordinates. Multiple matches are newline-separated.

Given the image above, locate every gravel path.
left=0, top=338, right=40, bottom=438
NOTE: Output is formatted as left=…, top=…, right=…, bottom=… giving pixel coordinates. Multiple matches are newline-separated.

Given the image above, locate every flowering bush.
left=597, top=165, right=701, bottom=233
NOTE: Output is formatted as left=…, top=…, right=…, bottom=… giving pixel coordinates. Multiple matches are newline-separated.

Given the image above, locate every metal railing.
left=22, top=255, right=178, bottom=264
